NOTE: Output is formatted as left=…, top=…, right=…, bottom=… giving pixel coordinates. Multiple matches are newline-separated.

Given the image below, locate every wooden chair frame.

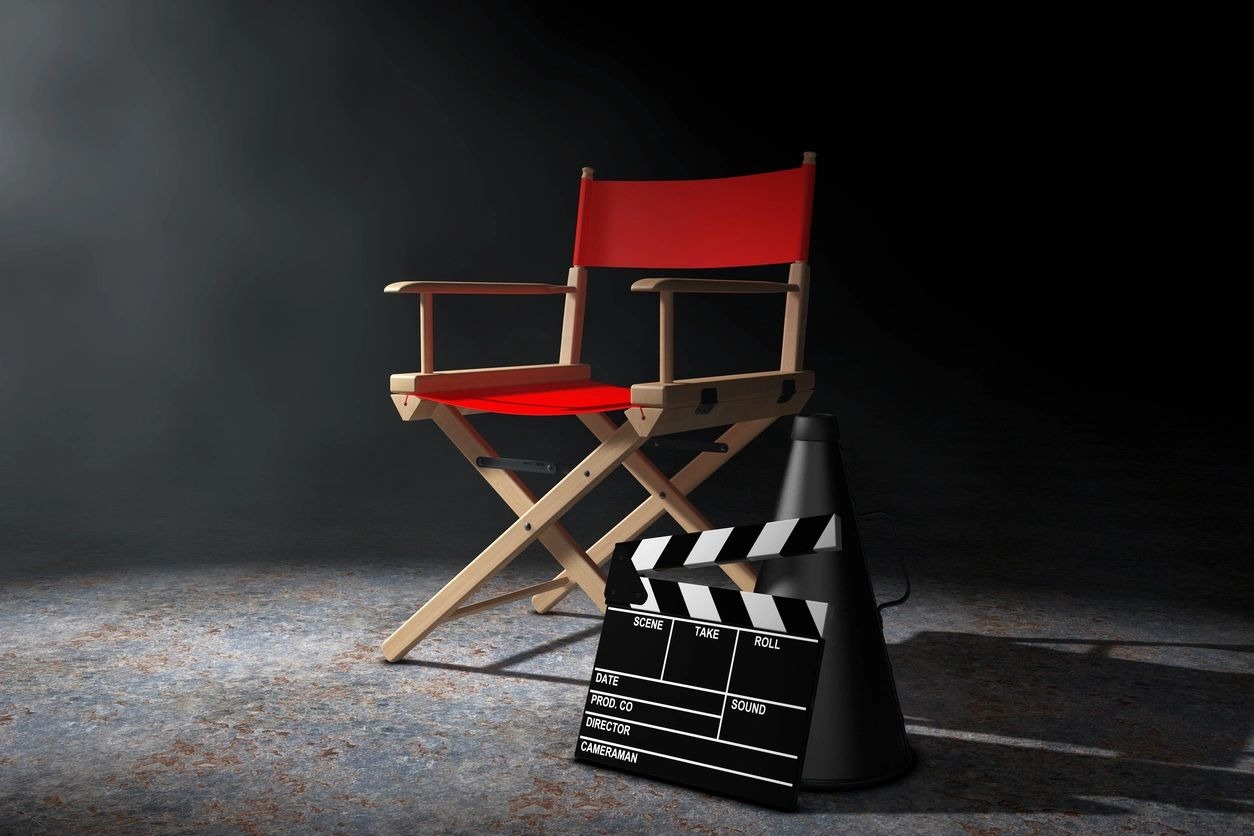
left=381, top=154, right=816, bottom=662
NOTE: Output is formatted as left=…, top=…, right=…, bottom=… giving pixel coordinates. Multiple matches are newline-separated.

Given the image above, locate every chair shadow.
left=390, top=621, right=602, bottom=687
left=800, top=631, right=1254, bottom=815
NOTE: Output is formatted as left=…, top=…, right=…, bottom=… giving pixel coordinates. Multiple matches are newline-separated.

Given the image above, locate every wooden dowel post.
left=560, top=165, right=595, bottom=365
left=659, top=291, right=674, bottom=383
left=559, top=266, right=587, bottom=364
left=780, top=262, right=809, bottom=372
left=419, top=292, right=434, bottom=374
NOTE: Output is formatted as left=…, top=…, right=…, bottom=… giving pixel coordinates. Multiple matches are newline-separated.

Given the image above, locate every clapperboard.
left=574, top=514, right=839, bottom=810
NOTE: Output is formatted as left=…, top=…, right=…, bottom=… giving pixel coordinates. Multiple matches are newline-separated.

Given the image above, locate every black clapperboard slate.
left=574, top=514, right=840, bottom=810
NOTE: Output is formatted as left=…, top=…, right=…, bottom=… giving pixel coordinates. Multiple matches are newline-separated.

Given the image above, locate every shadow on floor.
left=801, top=733, right=1253, bottom=815
left=895, top=632, right=1251, bottom=767
left=799, top=631, right=1253, bottom=814
left=393, top=619, right=602, bottom=687
left=387, top=615, right=1253, bottom=815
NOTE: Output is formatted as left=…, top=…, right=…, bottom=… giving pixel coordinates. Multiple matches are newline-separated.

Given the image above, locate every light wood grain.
left=531, top=417, right=776, bottom=612
left=390, top=395, right=488, bottom=420
left=390, top=393, right=438, bottom=422
left=390, top=363, right=591, bottom=394
left=418, top=292, right=434, bottom=374
left=780, top=262, right=810, bottom=372
left=384, top=281, right=575, bottom=295
left=659, top=291, right=674, bottom=384
left=381, top=419, right=645, bottom=661
left=578, top=413, right=757, bottom=591
left=430, top=405, right=607, bottom=604
left=627, top=389, right=812, bottom=436
left=558, top=266, right=587, bottom=364
left=630, top=370, right=814, bottom=408
left=632, top=278, right=798, bottom=294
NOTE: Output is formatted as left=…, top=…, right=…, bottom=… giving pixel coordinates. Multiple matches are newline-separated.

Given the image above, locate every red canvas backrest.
left=572, top=155, right=816, bottom=269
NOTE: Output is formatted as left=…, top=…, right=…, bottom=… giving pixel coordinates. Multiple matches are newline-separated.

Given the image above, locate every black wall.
left=0, top=2, right=1241, bottom=565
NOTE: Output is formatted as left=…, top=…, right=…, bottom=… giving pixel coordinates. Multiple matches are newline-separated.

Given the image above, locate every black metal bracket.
left=695, top=387, right=718, bottom=415
left=778, top=378, right=796, bottom=403
left=475, top=456, right=566, bottom=475
left=644, top=438, right=729, bottom=454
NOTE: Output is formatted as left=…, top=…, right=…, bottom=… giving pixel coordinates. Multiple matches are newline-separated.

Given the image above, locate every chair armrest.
left=636, top=278, right=800, bottom=383
left=391, top=363, right=591, bottom=395
left=631, top=278, right=798, bottom=294
left=385, top=281, right=574, bottom=295
left=386, top=281, right=574, bottom=375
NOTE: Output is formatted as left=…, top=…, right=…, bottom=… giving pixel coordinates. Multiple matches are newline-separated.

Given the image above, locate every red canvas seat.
left=414, top=380, right=634, bottom=416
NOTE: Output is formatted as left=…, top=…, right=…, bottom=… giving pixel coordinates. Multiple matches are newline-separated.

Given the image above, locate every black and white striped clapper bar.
left=574, top=514, right=839, bottom=810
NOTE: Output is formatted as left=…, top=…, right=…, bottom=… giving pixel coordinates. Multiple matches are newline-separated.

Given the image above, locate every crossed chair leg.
left=380, top=404, right=775, bottom=662
left=529, top=413, right=772, bottom=612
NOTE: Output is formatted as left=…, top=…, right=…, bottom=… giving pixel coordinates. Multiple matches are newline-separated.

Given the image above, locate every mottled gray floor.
left=2, top=397, right=1251, bottom=834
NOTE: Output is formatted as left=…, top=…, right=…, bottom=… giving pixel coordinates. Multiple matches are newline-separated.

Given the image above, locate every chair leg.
left=578, top=413, right=757, bottom=590
left=531, top=416, right=776, bottom=613
left=430, top=405, right=608, bottom=608
left=381, top=419, right=646, bottom=662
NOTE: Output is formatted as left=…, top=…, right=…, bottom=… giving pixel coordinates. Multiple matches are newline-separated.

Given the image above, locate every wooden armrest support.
left=385, top=282, right=572, bottom=374
left=384, top=281, right=575, bottom=295
left=637, top=277, right=798, bottom=383
left=631, top=278, right=798, bottom=294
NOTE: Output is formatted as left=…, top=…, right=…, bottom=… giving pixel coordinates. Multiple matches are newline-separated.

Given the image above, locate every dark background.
left=1, top=2, right=1246, bottom=575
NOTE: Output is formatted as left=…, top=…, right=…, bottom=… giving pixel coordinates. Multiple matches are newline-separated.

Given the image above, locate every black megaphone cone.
left=753, top=413, right=914, bottom=789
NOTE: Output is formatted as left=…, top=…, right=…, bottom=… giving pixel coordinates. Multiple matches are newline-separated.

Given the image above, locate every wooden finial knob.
left=581, top=166, right=595, bottom=179
left=802, top=151, right=817, bottom=165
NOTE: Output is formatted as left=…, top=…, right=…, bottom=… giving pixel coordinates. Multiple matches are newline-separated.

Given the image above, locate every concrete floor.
left=2, top=395, right=1251, bottom=833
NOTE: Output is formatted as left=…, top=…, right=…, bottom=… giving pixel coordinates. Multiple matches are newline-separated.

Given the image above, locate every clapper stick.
left=575, top=514, right=839, bottom=810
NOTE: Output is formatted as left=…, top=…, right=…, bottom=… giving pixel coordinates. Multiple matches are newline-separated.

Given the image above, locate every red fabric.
left=573, top=163, right=815, bottom=268
left=412, top=380, right=634, bottom=416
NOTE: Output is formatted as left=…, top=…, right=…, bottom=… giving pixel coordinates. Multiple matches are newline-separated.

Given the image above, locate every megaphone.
left=753, top=413, right=914, bottom=788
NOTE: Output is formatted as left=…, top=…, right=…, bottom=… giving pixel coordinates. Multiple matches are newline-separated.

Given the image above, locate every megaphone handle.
left=856, top=511, right=912, bottom=613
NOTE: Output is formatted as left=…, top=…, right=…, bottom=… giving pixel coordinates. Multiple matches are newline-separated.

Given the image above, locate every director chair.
left=380, top=152, right=818, bottom=661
